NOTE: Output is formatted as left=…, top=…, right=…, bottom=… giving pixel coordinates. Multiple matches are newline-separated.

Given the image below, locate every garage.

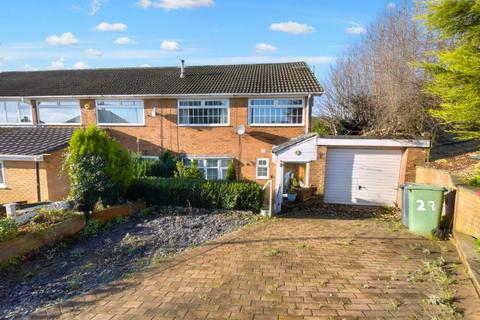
left=324, top=148, right=402, bottom=206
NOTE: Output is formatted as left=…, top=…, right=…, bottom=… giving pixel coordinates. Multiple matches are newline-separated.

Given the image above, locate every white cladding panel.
left=324, top=148, right=402, bottom=206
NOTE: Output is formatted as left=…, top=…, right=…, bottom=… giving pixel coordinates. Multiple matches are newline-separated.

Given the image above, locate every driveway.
left=32, top=208, right=480, bottom=319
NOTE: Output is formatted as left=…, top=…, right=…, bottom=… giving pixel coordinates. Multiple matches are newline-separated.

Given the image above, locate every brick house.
left=0, top=61, right=429, bottom=212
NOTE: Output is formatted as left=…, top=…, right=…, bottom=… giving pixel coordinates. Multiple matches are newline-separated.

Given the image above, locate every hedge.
left=126, top=178, right=264, bottom=212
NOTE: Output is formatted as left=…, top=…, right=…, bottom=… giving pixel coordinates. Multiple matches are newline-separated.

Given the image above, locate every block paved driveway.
left=33, top=211, right=480, bottom=319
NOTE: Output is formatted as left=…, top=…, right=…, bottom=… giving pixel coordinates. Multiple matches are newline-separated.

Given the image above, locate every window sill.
left=97, top=123, right=145, bottom=127
left=248, top=124, right=304, bottom=127
left=0, top=123, right=34, bottom=126
left=39, top=123, right=82, bottom=126
left=177, top=124, right=230, bottom=127
left=0, top=185, right=6, bottom=189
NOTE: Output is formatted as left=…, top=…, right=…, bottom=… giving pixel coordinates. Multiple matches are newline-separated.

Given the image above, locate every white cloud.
left=50, top=56, right=66, bottom=69
left=387, top=2, right=396, bottom=9
left=85, top=48, right=102, bottom=57
left=269, top=22, right=314, bottom=35
left=137, top=0, right=214, bottom=10
left=139, top=63, right=151, bottom=67
left=23, top=64, right=37, bottom=71
left=89, top=0, right=102, bottom=15
left=114, top=37, right=134, bottom=45
left=160, top=40, right=181, bottom=51
left=46, top=33, right=79, bottom=46
left=92, top=22, right=127, bottom=32
left=345, top=23, right=366, bottom=35
left=73, top=61, right=89, bottom=69
left=255, top=43, right=277, bottom=54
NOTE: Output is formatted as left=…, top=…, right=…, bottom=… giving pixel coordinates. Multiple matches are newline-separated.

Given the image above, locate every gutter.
left=0, top=154, right=44, bottom=161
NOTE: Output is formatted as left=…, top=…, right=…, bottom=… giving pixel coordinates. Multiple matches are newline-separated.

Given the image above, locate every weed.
left=120, top=233, right=147, bottom=254
left=389, top=299, right=400, bottom=310
left=0, top=218, right=18, bottom=242
left=409, top=242, right=420, bottom=250
left=138, top=207, right=155, bottom=218
left=341, top=238, right=354, bottom=246
left=264, top=248, right=281, bottom=257
left=422, top=248, right=432, bottom=255
left=295, top=242, right=308, bottom=249
left=80, top=219, right=103, bottom=236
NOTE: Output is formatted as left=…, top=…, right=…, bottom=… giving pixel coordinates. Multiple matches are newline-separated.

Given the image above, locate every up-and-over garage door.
left=324, top=148, right=402, bottom=206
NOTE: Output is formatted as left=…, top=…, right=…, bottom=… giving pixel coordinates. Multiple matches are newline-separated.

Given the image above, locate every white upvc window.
left=184, top=157, right=232, bottom=180
left=0, top=100, right=33, bottom=125
left=0, top=161, right=5, bottom=188
left=96, top=100, right=145, bottom=126
left=256, top=158, right=269, bottom=179
left=38, top=100, right=82, bottom=125
left=178, top=100, right=229, bottom=126
left=248, top=98, right=304, bottom=126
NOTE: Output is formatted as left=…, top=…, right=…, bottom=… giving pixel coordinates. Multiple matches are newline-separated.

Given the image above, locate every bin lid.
left=405, top=184, right=447, bottom=191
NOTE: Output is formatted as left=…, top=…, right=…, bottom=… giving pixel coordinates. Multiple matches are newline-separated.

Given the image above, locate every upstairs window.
left=178, top=100, right=229, bottom=126
left=249, top=98, right=304, bottom=125
left=0, top=101, right=32, bottom=124
left=38, top=100, right=81, bottom=125
left=96, top=100, right=144, bottom=125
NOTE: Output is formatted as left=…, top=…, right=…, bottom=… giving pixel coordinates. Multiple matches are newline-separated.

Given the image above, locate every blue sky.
left=0, top=0, right=396, bottom=82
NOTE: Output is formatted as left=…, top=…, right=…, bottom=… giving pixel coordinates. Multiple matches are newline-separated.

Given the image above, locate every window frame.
left=0, top=100, right=33, bottom=125
left=185, top=156, right=232, bottom=180
left=256, top=158, right=270, bottom=179
left=0, top=160, right=5, bottom=188
left=96, top=99, right=145, bottom=126
left=177, top=99, right=230, bottom=127
left=248, top=98, right=305, bottom=127
left=37, top=100, right=82, bottom=126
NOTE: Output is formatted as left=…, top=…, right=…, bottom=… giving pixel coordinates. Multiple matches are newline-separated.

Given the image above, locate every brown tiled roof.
left=0, top=62, right=323, bottom=97
left=0, top=127, right=74, bottom=155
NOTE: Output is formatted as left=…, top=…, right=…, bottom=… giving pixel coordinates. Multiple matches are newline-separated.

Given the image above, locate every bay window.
left=178, top=100, right=229, bottom=126
left=0, top=100, right=32, bottom=124
left=38, top=100, right=81, bottom=125
left=249, top=98, right=304, bottom=125
left=96, top=100, right=144, bottom=125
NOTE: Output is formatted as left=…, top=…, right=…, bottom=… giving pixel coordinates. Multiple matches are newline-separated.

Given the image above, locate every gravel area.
left=0, top=207, right=259, bottom=319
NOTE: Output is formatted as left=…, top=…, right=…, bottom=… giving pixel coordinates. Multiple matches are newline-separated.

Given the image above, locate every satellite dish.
left=236, top=124, right=246, bottom=136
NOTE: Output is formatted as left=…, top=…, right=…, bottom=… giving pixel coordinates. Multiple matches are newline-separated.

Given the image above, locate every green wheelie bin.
left=406, top=184, right=446, bottom=237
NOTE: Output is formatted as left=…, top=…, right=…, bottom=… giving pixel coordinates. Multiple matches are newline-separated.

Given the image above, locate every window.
left=0, top=161, right=5, bottom=188
left=0, top=101, right=32, bottom=124
left=38, top=100, right=81, bottom=125
left=184, top=157, right=231, bottom=180
left=178, top=100, right=229, bottom=126
left=96, top=100, right=144, bottom=125
left=249, top=98, right=304, bottom=125
left=256, top=158, right=269, bottom=179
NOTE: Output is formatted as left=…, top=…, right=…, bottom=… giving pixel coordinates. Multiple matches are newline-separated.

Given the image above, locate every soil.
left=0, top=207, right=258, bottom=319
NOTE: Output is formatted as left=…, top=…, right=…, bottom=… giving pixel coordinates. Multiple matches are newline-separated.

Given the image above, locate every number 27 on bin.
left=416, top=199, right=435, bottom=211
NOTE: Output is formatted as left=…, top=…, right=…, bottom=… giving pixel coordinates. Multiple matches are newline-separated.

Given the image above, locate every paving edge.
left=452, top=231, right=480, bottom=296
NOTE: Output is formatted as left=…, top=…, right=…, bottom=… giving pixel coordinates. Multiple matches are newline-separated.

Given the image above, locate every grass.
left=264, top=248, right=281, bottom=257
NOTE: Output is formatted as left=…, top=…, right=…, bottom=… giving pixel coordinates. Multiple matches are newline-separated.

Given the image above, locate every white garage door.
left=324, top=148, right=402, bottom=206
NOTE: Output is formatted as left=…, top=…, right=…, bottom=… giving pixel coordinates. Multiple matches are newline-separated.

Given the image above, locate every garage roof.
left=0, top=127, right=74, bottom=156
left=0, top=62, right=323, bottom=97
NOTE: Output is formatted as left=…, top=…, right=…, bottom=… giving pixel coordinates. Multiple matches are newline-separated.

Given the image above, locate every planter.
left=296, top=186, right=318, bottom=202
left=287, top=193, right=297, bottom=202
left=91, top=201, right=146, bottom=222
left=0, top=214, right=85, bottom=264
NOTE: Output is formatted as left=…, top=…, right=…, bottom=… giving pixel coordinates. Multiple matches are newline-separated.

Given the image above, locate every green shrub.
left=66, top=126, right=133, bottom=214
left=126, top=178, right=264, bottom=211
left=0, top=218, right=18, bottom=242
left=174, top=160, right=204, bottom=179
left=468, top=164, right=480, bottom=187
left=132, top=151, right=177, bottom=178
left=80, top=219, right=103, bottom=237
left=311, top=117, right=333, bottom=136
left=225, top=160, right=237, bottom=181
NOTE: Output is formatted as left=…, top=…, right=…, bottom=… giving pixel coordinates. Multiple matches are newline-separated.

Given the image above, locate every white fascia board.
left=0, top=92, right=323, bottom=100
left=317, top=138, right=430, bottom=148
left=0, top=154, right=44, bottom=161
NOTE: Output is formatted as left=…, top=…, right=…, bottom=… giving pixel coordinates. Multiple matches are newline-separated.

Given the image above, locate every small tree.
left=225, top=160, right=237, bottom=181
left=174, top=160, right=204, bottom=178
left=66, top=126, right=133, bottom=216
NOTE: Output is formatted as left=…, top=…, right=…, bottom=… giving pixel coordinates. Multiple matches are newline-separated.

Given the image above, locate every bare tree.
left=318, top=1, right=438, bottom=137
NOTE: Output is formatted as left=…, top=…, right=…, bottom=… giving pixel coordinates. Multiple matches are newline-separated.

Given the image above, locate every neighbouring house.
left=0, top=61, right=429, bottom=212
left=0, top=127, right=73, bottom=204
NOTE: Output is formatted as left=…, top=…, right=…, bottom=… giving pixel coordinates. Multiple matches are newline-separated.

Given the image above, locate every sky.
left=0, top=0, right=397, bottom=82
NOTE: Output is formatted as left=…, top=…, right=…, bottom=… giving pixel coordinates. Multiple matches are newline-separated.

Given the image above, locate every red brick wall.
left=308, top=146, right=327, bottom=195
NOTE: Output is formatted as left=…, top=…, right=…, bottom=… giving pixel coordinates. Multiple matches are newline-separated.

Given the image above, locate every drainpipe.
left=305, top=94, right=312, bottom=134
left=35, top=160, right=41, bottom=202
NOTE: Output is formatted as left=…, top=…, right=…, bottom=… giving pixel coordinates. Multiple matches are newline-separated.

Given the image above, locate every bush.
left=174, top=160, right=204, bottom=178
left=80, top=219, right=103, bottom=237
left=468, top=164, right=480, bottom=187
left=0, top=218, right=18, bottom=242
left=126, top=178, right=264, bottom=211
left=225, top=160, right=237, bottom=181
left=132, top=151, right=177, bottom=178
left=66, top=126, right=133, bottom=214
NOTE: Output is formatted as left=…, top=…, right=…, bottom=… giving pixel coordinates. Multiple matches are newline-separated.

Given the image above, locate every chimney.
left=180, top=59, right=185, bottom=78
